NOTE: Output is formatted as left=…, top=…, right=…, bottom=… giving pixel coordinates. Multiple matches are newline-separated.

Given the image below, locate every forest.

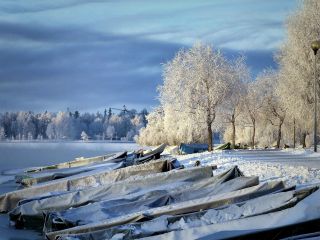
left=0, top=108, right=148, bottom=141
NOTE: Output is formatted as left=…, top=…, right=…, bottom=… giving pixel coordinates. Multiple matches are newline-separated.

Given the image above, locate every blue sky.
left=0, top=0, right=299, bottom=112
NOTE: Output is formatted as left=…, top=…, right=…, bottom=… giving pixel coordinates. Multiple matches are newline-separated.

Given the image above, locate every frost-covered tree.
left=51, top=112, right=76, bottom=139
left=89, top=117, right=103, bottom=139
left=46, top=122, right=56, bottom=140
left=80, top=131, right=89, bottom=141
left=260, top=70, right=286, bottom=148
left=159, top=43, right=236, bottom=151
left=36, top=111, right=52, bottom=139
left=16, top=112, right=36, bottom=140
left=239, top=76, right=266, bottom=148
left=0, top=127, right=5, bottom=140
left=218, top=56, right=249, bottom=148
left=80, top=113, right=95, bottom=134
left=137, top=107, right=166, bottom=145
left=232, top=70, right=287, bottom=149
left=106, top=125, right=115, bottom=140
left=0, top=109, right=144, bottom=141
left=129, top=115, right=145, bottom=140
left=277, top=0, right=320, bottom=147
left=139, top=109, right=149, bottom=127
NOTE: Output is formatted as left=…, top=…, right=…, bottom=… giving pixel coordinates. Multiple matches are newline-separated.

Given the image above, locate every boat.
left=9, top=164, right=212, bottom=229
left=44, top=168, right=256, bottom=233
left=25, top=151, right=127, bottom=173
left=0, top=159, right=171, bottom=213
left=16, top=152, right=127, bottom=186
left=179, top=143, right=208, bottom=154
left=53, top=186, right=315, bottom=240
left=124, top=144, right=167, bottom=166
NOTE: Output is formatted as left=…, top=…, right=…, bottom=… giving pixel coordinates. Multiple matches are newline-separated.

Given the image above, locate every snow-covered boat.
left=44, top=180, right=286, bottom=239
left=129, top=143, right=167, bottom=165
left=9, top=163, right=213, bottom=229
left=53, top=187, right=317, bottom=240
left=16, top=145, right=167, bottom=186
left=0, top=159, right=173, bottom=213
left=43, top=166, right=246, bottom=232
left=16, top=152, right=128, bottom=186
left=25, top=151, right=127, bottom=173
left=179, top=143, right=208, bottom=154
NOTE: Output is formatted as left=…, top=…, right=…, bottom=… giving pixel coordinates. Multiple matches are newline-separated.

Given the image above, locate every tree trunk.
left=231, top=114, right=236, bottom=149
left=293, top=119, right=296, bottom=148
left=252, top=120, right=256, bottom=149
left=302, top=132, right=307, bottom=148
left=207, top=123, right=213, bottom=151
left=276, top=121, right=283, bottom=148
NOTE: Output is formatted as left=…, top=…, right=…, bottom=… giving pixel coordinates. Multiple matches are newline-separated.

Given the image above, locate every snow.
left=141, top=215, right=168, bottom=233
left=0, top=176, right=14, bottom=184
left=145, top=189, right=320, bottom=240
left=110, top=233, right=126, bottom=240
left=176, top=149, right=320, bottom=187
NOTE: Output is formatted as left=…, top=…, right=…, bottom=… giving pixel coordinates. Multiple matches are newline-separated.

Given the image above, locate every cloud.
left=0, top=0, right=298, bottom=112
left=0, top=23, right=182, bottom=112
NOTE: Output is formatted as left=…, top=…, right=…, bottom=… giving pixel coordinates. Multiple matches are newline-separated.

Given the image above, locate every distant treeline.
left=0, top=108, right=148, bottom=141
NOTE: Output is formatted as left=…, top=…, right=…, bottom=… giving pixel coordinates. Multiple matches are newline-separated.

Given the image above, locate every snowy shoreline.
left=173, top=149, right=320, bottom=188
left=0, top=147, right=320, bottom=239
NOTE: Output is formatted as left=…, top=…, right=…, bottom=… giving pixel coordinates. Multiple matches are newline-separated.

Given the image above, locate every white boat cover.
left=45, top=180, right=285, bottom=240
left=25, top=151, right=127, bottom=173
left=9, top=165, right=215, bottom=228
left=0, top=159, right=171, bottom=212
left=140, top=187, right=320, bottom=240
left=44, top=170, right=255, bottom=232
left=56, top=187, right=316, bottom=240
left=16, top=156, right=127, bottom=187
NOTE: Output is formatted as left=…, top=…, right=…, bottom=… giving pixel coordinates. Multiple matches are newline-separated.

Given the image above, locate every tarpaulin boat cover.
left=45, top=179, right=285, bottom=239
left=179, top=143, right=208, bottom=154
left=46, top=176, right=259, bottom=231
left=56, top=187, right=316, bottom=240
left=16, top=157, right=127, bottom=187
left=215, top=142, right=231, bottom=150
left=10, top=165, right=215, bottom=228
left=124, top=144, right=166, bottom=166
left=140, top=187, right=320, bottom=240
left=0, top=159, right=171, bottom=212
left=25, top=151, right=127, bottom=173
left=142, top=144, right=166, bottom=157
left=44, top=173, right=257, bottom=232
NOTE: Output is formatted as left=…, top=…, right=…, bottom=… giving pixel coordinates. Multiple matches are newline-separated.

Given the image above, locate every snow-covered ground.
left=175, top=149, right=320, bottom=187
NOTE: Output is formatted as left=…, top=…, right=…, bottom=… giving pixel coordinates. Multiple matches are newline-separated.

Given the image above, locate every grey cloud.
left=0, top=0, right=296, bottom=112
left=0, top=23, right=182, bottom=112
left=0, top=0, right=105, bottom=14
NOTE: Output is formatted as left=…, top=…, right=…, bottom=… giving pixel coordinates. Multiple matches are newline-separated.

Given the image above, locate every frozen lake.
left=0, top=141, right=139, bottom=240
left=0, top=141, right=139, bottom=172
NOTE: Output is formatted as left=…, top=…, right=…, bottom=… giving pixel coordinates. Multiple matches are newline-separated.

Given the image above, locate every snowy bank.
left=175, top=149, right=320, bottom=187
